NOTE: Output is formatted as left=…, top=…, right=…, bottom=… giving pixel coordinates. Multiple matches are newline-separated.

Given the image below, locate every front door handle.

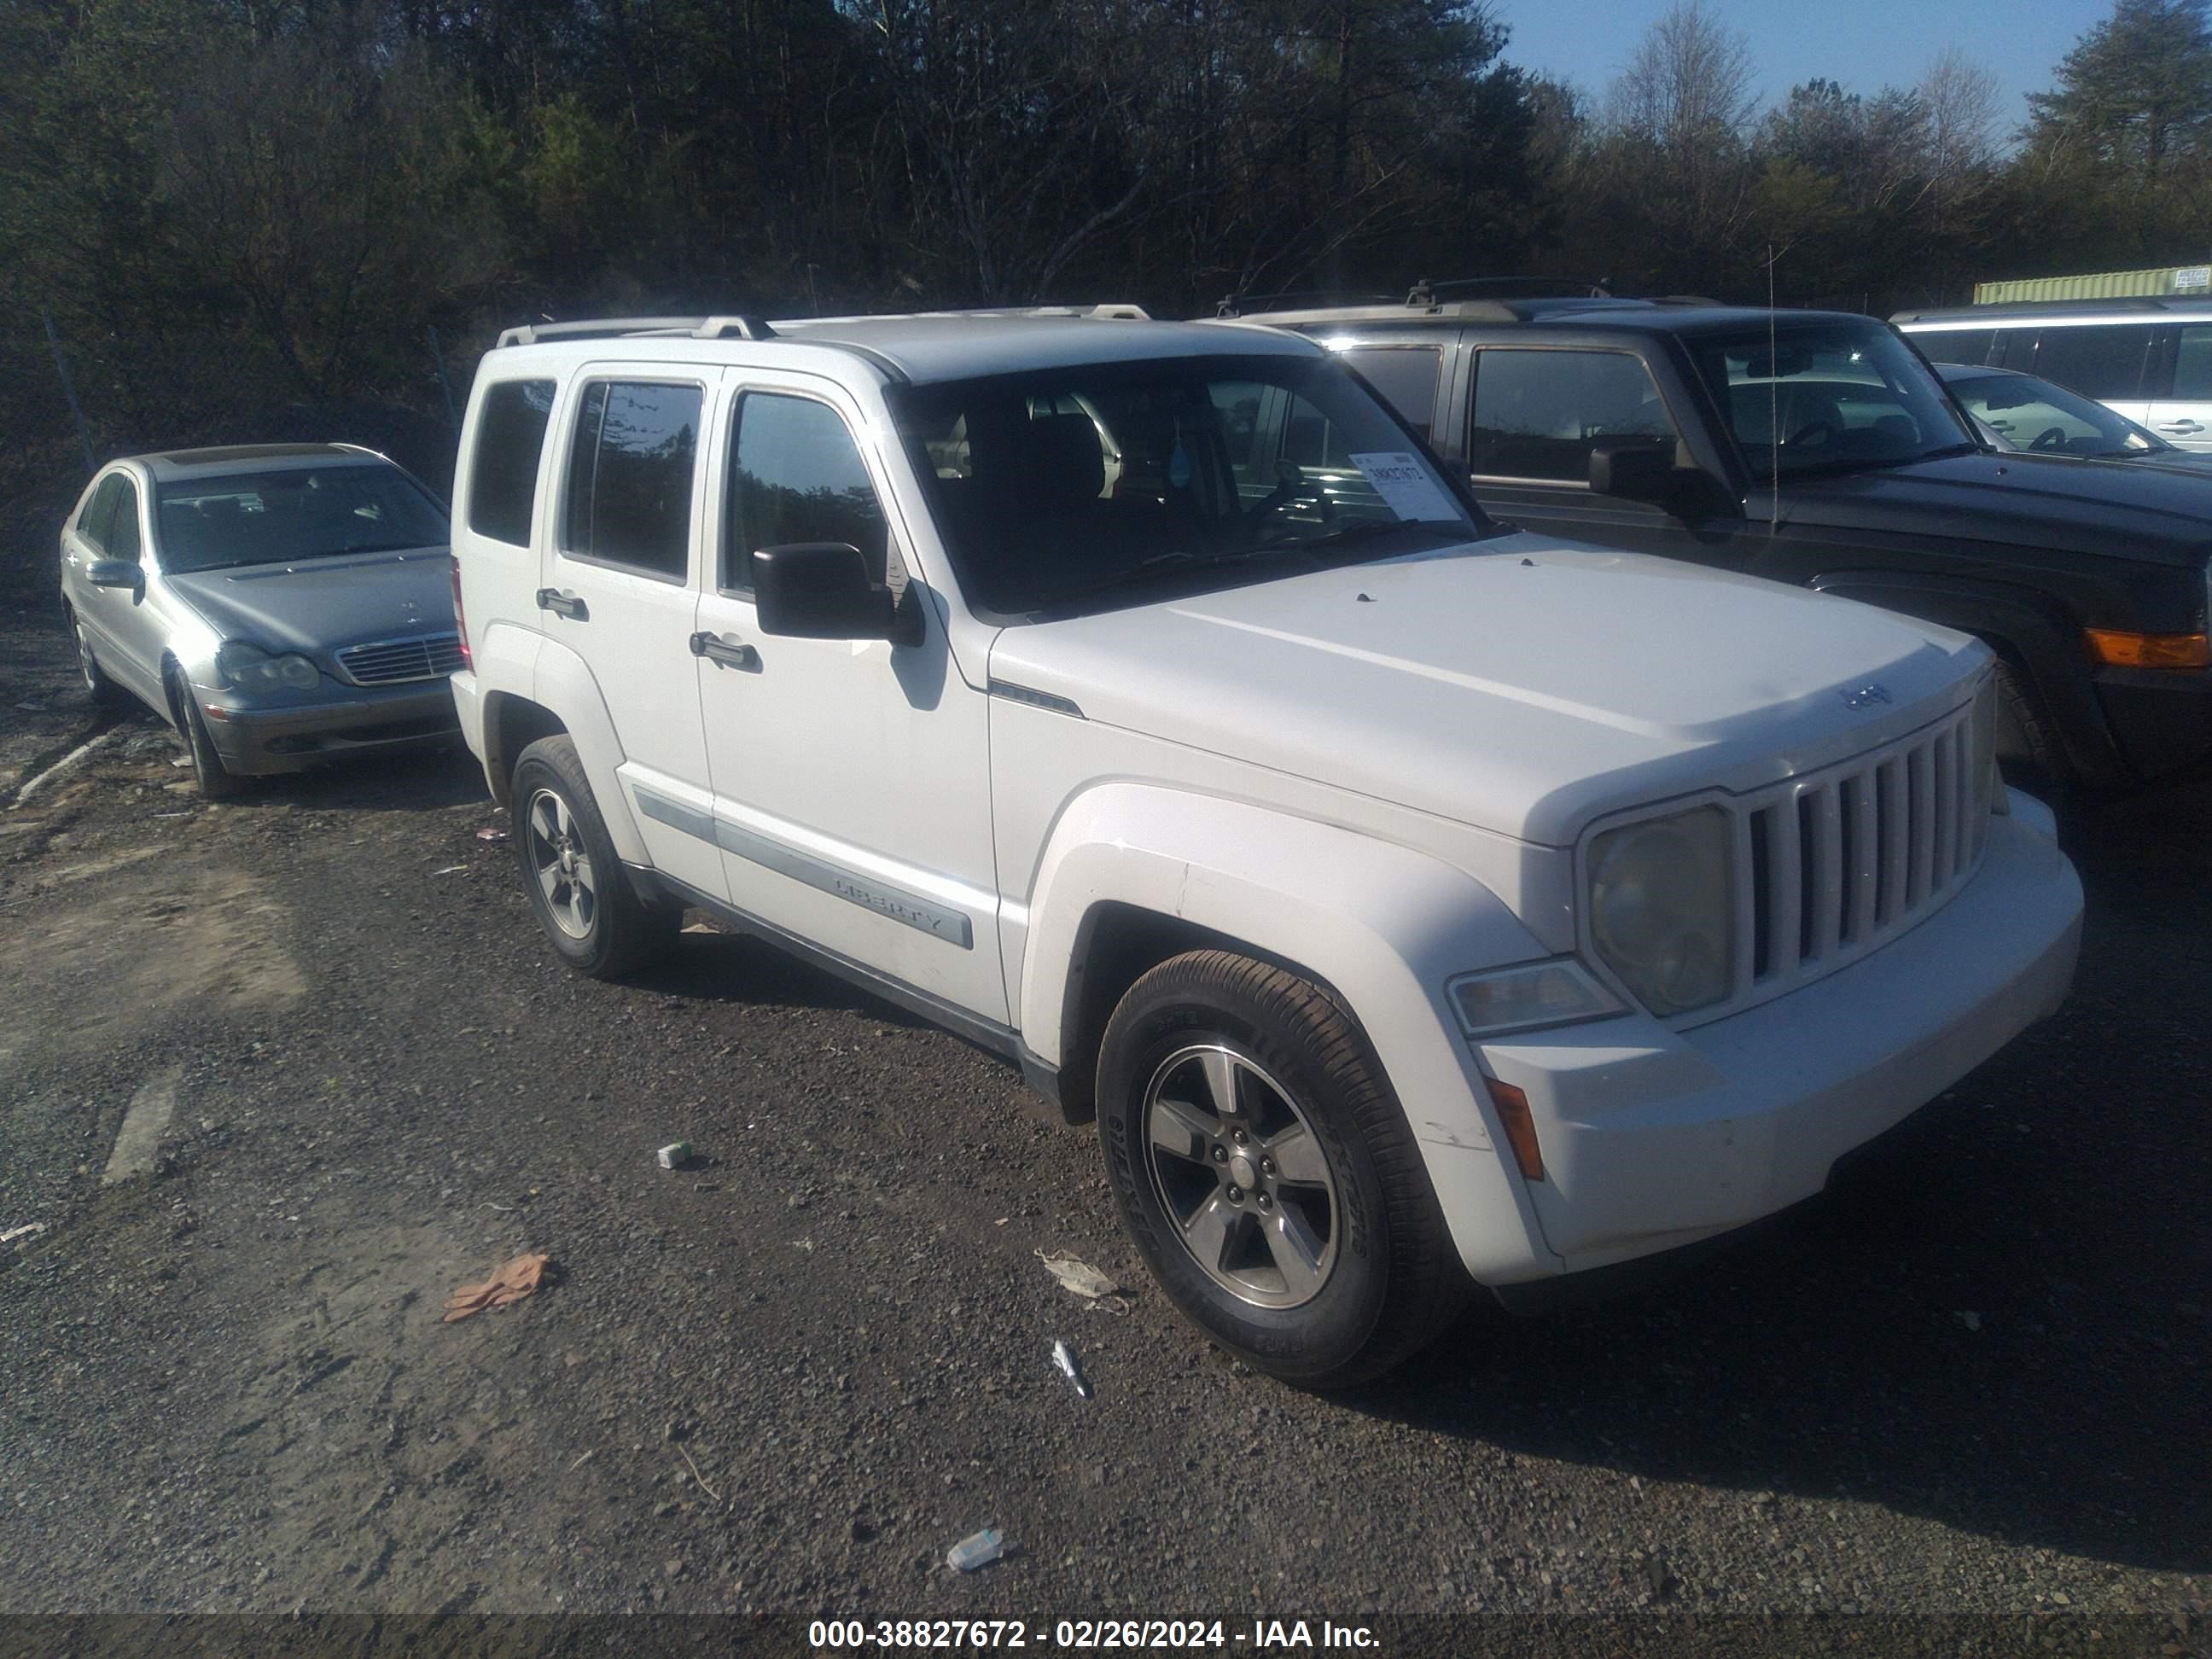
left=690, top=631, right=759, bottom=670
left=535, top=587, right=588, bottom=620
left=2156, top=419, right=2205, bottom=435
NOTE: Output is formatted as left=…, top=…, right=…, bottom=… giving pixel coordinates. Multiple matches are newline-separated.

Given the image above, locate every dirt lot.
left=1, top=597, right=2208, bottom=1635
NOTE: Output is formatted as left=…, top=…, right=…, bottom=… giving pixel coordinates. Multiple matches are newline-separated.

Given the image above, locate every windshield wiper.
left=1248, top=518, right=1458, bottom=555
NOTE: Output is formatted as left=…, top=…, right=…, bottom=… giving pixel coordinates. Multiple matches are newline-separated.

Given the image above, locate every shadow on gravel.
left=1351, top=776, right=2212, bottom=1576
left=624, top=927, right=935, bottom=1032
left=216, top=744, right=487, bottom=813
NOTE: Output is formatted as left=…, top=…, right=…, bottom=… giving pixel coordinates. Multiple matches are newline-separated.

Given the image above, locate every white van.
left=1895, top=298, right=2212, bottom=451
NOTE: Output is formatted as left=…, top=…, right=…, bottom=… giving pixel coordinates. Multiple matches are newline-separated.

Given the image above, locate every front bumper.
left=200, top=678, right=460, bottom=776
left=1476, top=789, right=2081, bottom=1279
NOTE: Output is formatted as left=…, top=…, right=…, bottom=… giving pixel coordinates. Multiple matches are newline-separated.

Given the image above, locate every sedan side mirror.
left=751, top=543, right=917, bottom=644
left=86, top=559, right=144, bottom=592
left=1586, top=443, right=1676, bottom=504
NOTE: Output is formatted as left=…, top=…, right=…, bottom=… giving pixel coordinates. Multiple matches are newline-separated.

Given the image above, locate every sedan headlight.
left=216, top=640, right=320, bottom=692
left=1587, top=805, right=1735, bottom=1016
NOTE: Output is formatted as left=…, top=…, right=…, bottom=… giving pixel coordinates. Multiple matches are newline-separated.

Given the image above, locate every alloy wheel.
left=1142, top=1042, right=1341, bottom=1309
left=526, top=787, right=597, bottom=940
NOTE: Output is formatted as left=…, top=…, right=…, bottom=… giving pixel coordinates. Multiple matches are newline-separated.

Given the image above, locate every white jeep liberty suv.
left=447, top=310, right=2083, bottom=1387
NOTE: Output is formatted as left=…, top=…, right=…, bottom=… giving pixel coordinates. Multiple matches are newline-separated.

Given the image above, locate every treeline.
left=3, top=0, right=2211, bottom=496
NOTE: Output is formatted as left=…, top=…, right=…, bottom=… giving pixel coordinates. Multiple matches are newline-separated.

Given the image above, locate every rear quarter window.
left=468, top=380, right=557, bottom=546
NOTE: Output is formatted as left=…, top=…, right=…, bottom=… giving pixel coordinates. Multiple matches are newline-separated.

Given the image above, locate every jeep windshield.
left=1691, top=323, right=1976, bottom=482
left=155, top=466, right=451, bottom=574
left=888, top=353, right=1490, bottom=620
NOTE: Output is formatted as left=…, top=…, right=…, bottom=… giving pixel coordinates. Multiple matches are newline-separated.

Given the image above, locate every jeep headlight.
left=216, top=640, right=320, bottom=692
left=1587, top=806, right=1735, bottom=1016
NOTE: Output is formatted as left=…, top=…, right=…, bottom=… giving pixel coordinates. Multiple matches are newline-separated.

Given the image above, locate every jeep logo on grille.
left=1838, top=683, right=1892, bottom=708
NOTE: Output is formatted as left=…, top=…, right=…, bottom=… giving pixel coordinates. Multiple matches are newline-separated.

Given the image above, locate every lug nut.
left=1257, top=1193, right=1273, bottom=1210
left=1225, top=1185, right=1243, bottom=1203
left=1211, top=1145, right=1229, bottom=1163
left=1260, top=1158, right=1275, bottom=1176
left=1232, top=1128, right=1249, bottom=1145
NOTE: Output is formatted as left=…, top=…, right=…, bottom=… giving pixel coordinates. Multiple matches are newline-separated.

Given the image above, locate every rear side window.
left=1908, top=328, right=1996, bottom=367
left=1469, top=349, right=1679, bottom=481
left=1337, top=347, right=1443, bottom=444
left=2032, top=326, right=2149, bottom=399
left=468, top=379, right=556, bottom=546
left=562, top=381, right=702, bottom=580
left=725, top=393, right=888, bottom=591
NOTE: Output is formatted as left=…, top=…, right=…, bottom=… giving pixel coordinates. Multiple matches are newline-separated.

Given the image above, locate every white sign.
left=2175, top=266, right=2211, bottom=292
left=1348, top=452, right=1459, bottom=523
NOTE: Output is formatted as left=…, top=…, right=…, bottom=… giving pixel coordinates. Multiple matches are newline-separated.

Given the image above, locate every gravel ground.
left=0, top=596, right=2207, bottom=1643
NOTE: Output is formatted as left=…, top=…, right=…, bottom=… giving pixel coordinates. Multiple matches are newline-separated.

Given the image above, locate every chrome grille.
left=1707, top=682, right=1996, bottom=1023
left=335, top=633, right=464, bottom=686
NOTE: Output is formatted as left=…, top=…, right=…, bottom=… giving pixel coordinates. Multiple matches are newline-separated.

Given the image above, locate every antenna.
left=1767, top=245, right=1781, bottom=536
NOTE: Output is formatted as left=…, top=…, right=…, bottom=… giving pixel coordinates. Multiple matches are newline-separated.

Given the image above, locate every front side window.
left=104, top=478, right=143, bottom=564
left=562, top=381, right=702, bottom=580
left=2173, top=324, right=2212, bottom=400
left=725, top=393, right=888, bottom=591
left=1692, top=323, right=1974, bottom=480
left=2031, top=326, right=2149, bottom=400
left=469, top=379, right=556, bottom=546
left=154, top=466, right=451, bottom=574
left=78, top=474, right=125, bottom=553
left=889, top=352, right=1487, bottom=620
left=1469, top=349, right=1679, bottom=482
left=1337, top=347, right=1443, bottom=444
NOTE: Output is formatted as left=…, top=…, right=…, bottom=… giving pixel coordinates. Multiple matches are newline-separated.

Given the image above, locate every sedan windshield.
left=888, top=353, right=1488, bottom=619
left=1692, top=323, right=1975, bottom=481
left=1943, top=370, right=2164, bottom=458
left=156, top=466, right=450, bottom=574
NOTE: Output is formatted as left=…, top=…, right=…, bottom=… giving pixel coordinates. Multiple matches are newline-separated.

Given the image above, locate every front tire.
left=1097, top=950, right=1469, bottom=1389
left=166, top=663, right=244, bottom=800
left=510, top=735, right=678, bottom=979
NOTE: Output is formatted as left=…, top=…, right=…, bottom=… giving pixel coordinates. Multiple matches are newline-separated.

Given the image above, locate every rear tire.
left=510, top=734, right=678, bottom=979
left=1096, top=949, right=1470, bottom=1389
left=166, top=663, right=245, bottom=800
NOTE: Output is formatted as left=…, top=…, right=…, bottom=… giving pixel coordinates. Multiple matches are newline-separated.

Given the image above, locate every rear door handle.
left=2156, top=420, right=2205, bottom=434
left=689, top=632, right=758, bottom=670
left=535, top=588, right=587, bottom=620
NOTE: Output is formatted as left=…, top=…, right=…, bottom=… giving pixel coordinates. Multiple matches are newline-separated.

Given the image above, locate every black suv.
left=1225, top=288, right=2212, bottom=788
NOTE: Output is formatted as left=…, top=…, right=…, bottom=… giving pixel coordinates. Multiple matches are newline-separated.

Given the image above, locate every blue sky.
left=1488, top=0, right=2099, bottom=137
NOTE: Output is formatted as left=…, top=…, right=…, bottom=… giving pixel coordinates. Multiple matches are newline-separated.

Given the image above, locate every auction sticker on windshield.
left=1348, top=452, right=1458, bottom=521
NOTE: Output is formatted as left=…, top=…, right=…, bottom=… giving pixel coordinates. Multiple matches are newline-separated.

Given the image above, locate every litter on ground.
left=1037, top=1249, right=1120, bottom=1300
left=1051, top=1338, right=1092, bottom=1398
left=946, top=1528, right=1004, bottom=1572
left=442, top=1251, right=550, bottom=1322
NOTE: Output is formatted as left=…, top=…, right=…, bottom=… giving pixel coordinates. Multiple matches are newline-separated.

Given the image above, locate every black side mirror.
left=1586, top=443, right=1676, bottom=504
left=751, top=542, right=915, bottom=643
left=86, top=560, right=143, bottom=591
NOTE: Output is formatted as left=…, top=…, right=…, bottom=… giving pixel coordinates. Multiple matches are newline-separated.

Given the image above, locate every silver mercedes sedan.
left=58, top=443, right=462, bottom=798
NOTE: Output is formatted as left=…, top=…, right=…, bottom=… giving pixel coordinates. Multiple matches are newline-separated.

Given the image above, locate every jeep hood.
left=164, top=546, right=454, bottom=660
left=986, top=534, right=1987, bottom=846
left=1783, top=450, right=2212, bottom=570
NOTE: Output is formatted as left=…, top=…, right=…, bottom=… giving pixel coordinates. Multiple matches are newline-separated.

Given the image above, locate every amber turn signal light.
left=2084, top=628, right=2211, bottom=669
left=1487, top=1079, right=1545, bottom=1181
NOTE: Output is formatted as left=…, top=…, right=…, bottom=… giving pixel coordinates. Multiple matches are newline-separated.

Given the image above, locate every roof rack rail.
left=1406, top=276, right=1612, bottom=306
left=1214, top=290, right=1400, bottom=319
left=494, top=314, right=779, bottom=348
left=1894, top=296, right=2201, bottom=322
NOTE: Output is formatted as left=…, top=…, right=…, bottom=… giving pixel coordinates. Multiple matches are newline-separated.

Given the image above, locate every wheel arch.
left=1017, top=782, right=1558, bottom=1285
left=1807, top=568, right=2128, bottom=786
